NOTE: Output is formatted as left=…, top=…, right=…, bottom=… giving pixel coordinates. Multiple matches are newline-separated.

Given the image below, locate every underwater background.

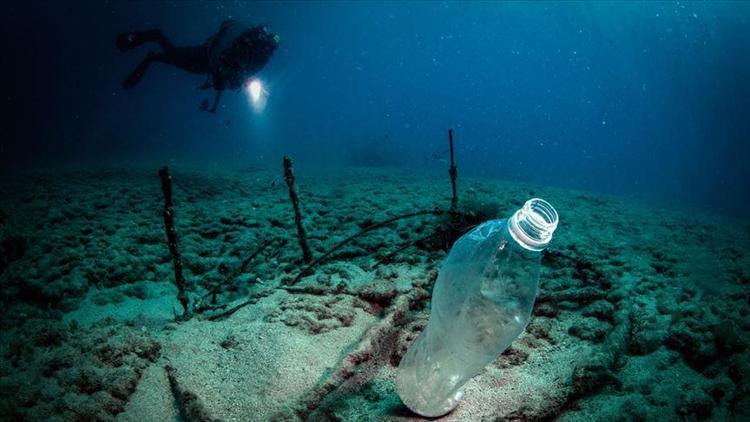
left=1, top=1, right=750, bottom=421
left=3, top=1, right=750, bottom=216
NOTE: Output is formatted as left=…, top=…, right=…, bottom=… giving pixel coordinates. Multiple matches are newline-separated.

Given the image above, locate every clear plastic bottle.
left=396, top=198, right=559, bottom=417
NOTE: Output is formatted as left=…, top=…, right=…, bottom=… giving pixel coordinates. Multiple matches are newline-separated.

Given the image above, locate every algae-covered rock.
left=0, top=317, right=161, bottom=420
left=665, top=312, right=722, bottom=371
left=628, top=304, right=668, bottom=355
left=713, top=320, right=746, bottom=354
left=581, top=300, right=615, bottom=322
left=570, top=358, right=621, bottom=397
left=568, top=317, right=610, bottom=343
left=0, top=235, right=27, bottom=273
left=676, top=387, right=714, bottom=418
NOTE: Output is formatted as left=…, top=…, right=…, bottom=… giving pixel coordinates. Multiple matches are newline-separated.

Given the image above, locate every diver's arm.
left=209, top=89, right=223, bottom=113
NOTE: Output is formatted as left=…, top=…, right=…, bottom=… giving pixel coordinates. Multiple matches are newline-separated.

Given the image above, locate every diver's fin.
left=116, top=29, right=162, bottom=52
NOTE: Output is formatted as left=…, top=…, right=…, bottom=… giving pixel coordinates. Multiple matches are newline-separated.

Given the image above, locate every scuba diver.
left=116, top=20, right=279, bottom=113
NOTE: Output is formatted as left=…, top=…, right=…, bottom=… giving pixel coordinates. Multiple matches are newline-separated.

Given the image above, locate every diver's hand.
left=199, top=90, right=222, bottom=113
left=210, top=90, right=222, bottom=113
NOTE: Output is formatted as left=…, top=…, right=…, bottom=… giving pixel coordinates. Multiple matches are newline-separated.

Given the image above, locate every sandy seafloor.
left=1, top=165, right=749, bottom=421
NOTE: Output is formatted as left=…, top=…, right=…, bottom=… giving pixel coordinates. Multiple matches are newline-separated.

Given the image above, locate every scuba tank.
left=208, top=20, right=279, bottom=90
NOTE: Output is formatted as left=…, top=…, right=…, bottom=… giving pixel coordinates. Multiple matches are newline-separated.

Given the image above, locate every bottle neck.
left=508, top=198, right=558, bottom=251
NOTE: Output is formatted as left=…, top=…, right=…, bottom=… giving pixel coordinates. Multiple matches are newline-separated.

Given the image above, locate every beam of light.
left=245, top=79, right=268, bottom=112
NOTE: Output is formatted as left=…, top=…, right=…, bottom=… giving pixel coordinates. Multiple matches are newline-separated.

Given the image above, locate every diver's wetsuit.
left=116, top=20, right=278, bottom=112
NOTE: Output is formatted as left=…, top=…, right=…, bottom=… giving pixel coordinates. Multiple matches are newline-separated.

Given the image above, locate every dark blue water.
left=2, top=1, right=749, bottom=217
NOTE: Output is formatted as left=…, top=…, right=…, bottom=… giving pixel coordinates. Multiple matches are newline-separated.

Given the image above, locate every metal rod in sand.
left=283, top=156, right=313, bottom=263
left=158, top=166, right=190, bottom=319
left=448, top=128, right=458, bottom=211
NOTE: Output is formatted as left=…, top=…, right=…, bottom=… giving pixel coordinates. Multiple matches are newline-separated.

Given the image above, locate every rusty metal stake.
left=283, top=156, right=313, bottom=263
left=159, top=166, right=190, bottom=319
left=448, top=129, right=458, bottom=211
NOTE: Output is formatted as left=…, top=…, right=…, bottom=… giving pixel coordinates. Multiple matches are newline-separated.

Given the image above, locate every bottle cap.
left=508, top=198, right=558, bottom=251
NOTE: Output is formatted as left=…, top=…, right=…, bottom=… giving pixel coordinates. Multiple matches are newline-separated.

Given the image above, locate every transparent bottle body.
left=396, top=218, right=543, bottom=417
